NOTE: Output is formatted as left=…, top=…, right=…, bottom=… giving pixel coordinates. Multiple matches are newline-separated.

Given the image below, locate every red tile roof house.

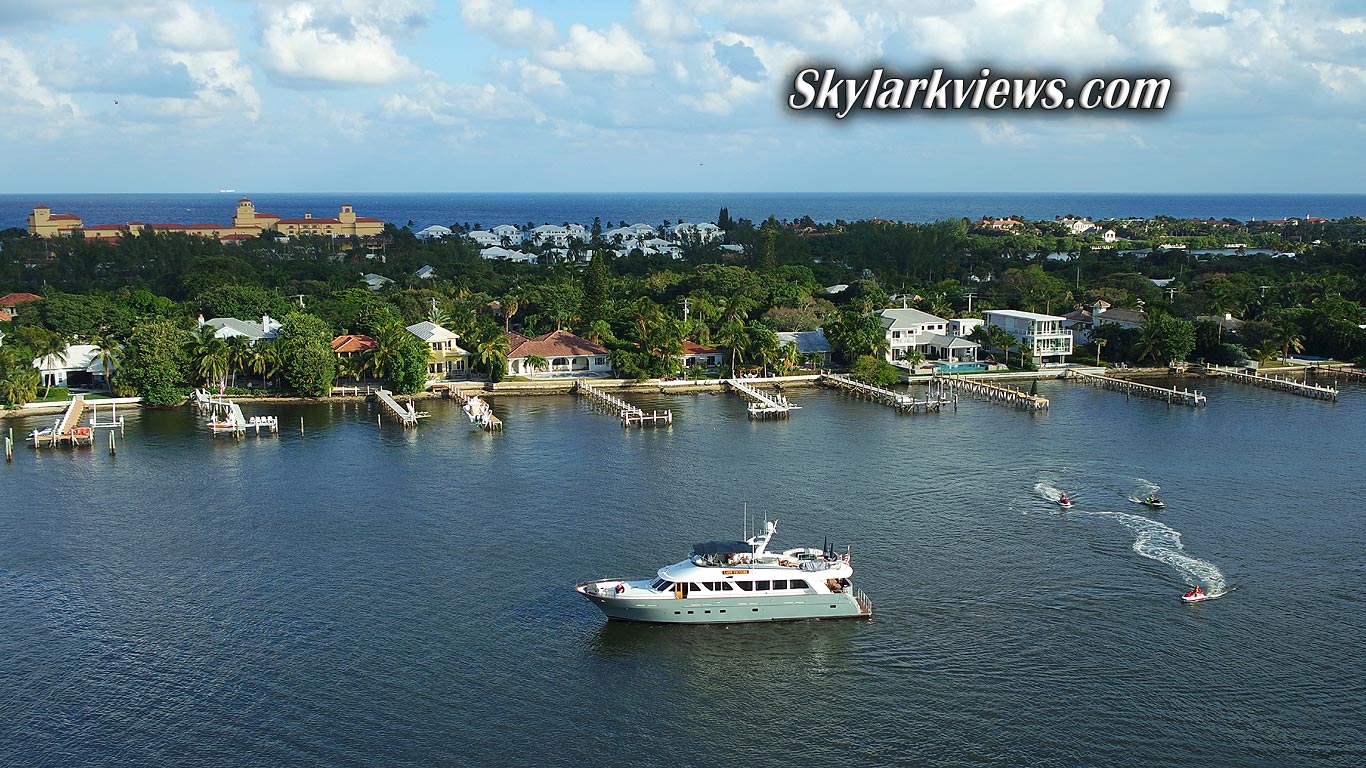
left=678, top=340, right=724, bottom=370
left=505, top=329, right=612, bottom=378
left=1, top=292, right=44, bottom=309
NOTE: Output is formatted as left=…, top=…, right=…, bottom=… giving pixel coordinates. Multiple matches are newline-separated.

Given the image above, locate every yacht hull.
left=580, top=591, right=868, bottom=624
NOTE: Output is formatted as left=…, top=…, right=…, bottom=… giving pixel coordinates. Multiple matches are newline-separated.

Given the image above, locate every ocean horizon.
left=4, top=192, right=1364, bottom=231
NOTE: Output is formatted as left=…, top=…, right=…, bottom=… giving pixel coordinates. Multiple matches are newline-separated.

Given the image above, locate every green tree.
left=0, top=346, right=41, bottom=407
left=30, top=330, right=68, bottom=398
left=1133, top=312, right=1196, bottom=364
left=113, top=320, right=191, bottom=405
left=189, top=325, right=230, bottom=390
left=275, top=314, right=336, bottom=396
left=849, top=355, right=900, bottom=387
left=825, top=308, right=887, bottom=363
left=371, top=322, right=430, bottom=394
left=522, top=354, right=548, bottom=380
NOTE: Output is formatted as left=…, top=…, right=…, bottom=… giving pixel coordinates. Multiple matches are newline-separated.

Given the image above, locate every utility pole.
left=681, top=296, right=690, bottom=323
left=1165, top=287, right=1177, bottom=301
left=965, top=292, right=977, bottom=314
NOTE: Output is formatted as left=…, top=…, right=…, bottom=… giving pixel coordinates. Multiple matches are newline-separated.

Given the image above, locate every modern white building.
left=981, top=309, right=1073, bottom=366
left=878, top=308, right=980, bottom=364
left=949, top=318, right=983, bottom=338
left=530, top=225, right=571, bottom=247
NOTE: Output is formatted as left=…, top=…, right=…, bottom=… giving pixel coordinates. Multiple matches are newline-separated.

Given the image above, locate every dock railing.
left=1205, top=365, right=1337, bottom=401
left=575, top=381, right=671, bottom=427
left=727, top=378, right=798, bottom=419
left=936, top=373, right=1050, bottom=411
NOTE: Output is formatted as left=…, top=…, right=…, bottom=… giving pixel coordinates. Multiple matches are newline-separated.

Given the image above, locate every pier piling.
left=726, top=379, right=799, bottom=419
left=1205, top=365, right=1337, bottom=401
left=936, top=374, right=1050, bottom=411
left=1069, top=370, right=1206, bottom=407
left=819, top=372, right=955, bottom=413
left=575, top=381, right=672, bottom=427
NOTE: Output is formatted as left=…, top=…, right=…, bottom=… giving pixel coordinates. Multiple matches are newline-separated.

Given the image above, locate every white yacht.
left=576, top=520, right=872, bottom=624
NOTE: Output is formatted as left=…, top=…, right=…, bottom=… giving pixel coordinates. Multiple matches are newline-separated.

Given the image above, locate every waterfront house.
left=776, top=330, right=833, bottom=367
left=406, top=322, right=470, bottom=379
left=879, top=308, right=948, bottom=362
left=949, top=318, right=983, bottom=339
left=331, top=334, right=377, bottom=358
left=982, top=309, right=1073, bottom=366
left=33, top=343, right=109, bottom=389
left=678, top=340, right=725, bottom=371
left=415, top=225, right=452, bottom=240
left=1063, top=301, right=1147, bottom=345
left=201, top=313, right=282, bottom=342
left=505, top=329, right=611, bottom=377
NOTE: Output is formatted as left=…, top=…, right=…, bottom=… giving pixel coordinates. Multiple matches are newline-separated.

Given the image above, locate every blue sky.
left=1, top=0, right=1364, bottom=193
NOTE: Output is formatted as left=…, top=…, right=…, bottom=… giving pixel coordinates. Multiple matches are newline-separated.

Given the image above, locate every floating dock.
left=575, top=381, right=672, bottom=427
left=1204, top=366, right=1337, bottom=401
left=446, top=388, right=503, bottom=431
left=819, top=373, right=956, bottom=413
left=727, top=379, right=799, bottom=419
left=1070, top=370, right=1206, bottom=407
left=936, top=374, right=1050, bottom=411
left=29, top=394, right=94, bottom=448
left=372, top=388, right=431, bottom=428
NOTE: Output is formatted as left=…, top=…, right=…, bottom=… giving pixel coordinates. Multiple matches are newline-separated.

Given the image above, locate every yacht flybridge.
left=576, top=520, right=872, bottom=624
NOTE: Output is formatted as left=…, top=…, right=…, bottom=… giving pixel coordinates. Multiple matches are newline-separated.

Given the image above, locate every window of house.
left=595, top=357, right=606, bottom=365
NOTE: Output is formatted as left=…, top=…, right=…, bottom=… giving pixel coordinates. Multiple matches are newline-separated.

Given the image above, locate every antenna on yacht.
left=742, top=502, right=749, bottom=540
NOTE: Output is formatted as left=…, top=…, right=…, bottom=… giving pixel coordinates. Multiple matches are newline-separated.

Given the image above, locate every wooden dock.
left=727, top=379, right=799, bottom=419
left=29, top=394, right=94, bottom=448
left=819, top=373, right=956, bottom=413
left=936, top=374, right=1050, bottom=411
left=1205, top=366, right=1337, bottom=401
left=1070, top=370, right=1207, bottom=407
left=447, top=388, right=503, bottom=431
left=575, top=381, right=672, bottom=427
left=372, top=389, right=431, bottom=427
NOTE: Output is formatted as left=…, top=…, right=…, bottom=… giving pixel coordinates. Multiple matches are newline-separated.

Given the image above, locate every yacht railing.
left=855, top=589, right=873, bottom=616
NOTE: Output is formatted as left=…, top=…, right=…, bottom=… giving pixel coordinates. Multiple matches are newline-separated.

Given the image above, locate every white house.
left=1063, top=301, right=1147, bottom=345
left=949, top=318, right=983, bottom=338
left=415, top=225, right=452, bottom=240
left=480, top=246, right=537, bottom=263
left=679, top=340, right=725, bottom=370
left=879, top=308, right=949, bottom=362
left=530, top=224, right=572, bottom=247
left=505, top=329, right=612, bottom=377
left=490, top=224, right=522, bottom=244
left=1061, top=217, right=1097, bottom=236
left=201, top=314, right=282, bottom=342
left=415, top=265, right=437, bottom=280
left=466, top=230, right=500, bottom=247
left=982, top=309, right=1073, bottom=366
left=671, top=222, right=723, bottom=243
left=33, top=344, right=109, bottom=389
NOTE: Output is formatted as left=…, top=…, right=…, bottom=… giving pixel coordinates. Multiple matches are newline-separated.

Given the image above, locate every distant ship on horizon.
left=218, top=188, right=236, bottom=193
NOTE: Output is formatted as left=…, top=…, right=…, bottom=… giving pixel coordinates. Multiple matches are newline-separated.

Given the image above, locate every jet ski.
left=1057, top=496, right=1074, bottom=509
left=1181, top=588, right=1212, bottom=603
left=1142, top=497, right=1166, bottom=509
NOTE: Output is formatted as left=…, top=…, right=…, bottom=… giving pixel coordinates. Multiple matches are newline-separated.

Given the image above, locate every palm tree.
left=225, top=335, right=251, bottom=388
left=89, top=332, right=122, bottom=391
left=776, top=341, right=801, bottom=376
left=714, top=318, right=750, bottom=377
left=190, top=326, right=229, bottom=391
left=1094, top=337, right=1107, bottom=365
left=501, top=293, right=521, bottom=332
left=0, top=347, right=41, bottom=406
left=522, top=354, right=548, bottom=380
left=246, top=342, right=275, bottom=388
left=585, top=319, right=614, bottom=345
left=749, top=324, right=781, bottom=377
left=31, top=332, right=68, bottom=398
left=473, top=331, right=511, bottom=380
left=425, top=299, right=451, bottom=328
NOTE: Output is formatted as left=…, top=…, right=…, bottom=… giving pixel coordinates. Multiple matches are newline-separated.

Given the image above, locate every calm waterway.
left=2, top=378, right=1363, bottom=767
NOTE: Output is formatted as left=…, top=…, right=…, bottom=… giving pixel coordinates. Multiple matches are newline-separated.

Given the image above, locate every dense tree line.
left=2, top=211, right=1365, bottom=406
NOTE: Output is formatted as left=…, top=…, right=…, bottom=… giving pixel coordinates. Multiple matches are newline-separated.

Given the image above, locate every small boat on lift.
left=576, top=519, right=873, bottom=624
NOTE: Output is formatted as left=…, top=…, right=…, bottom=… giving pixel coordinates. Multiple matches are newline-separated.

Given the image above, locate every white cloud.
left=152, top=2, right=235, bottom=52
left=460, top=0, right=557, bottom=48
left=261, top=1, right=422, bottom=86
left=540, top=24, right=655, bottom=75
left=0, top=41, right=80, bottom=136
left=383, top=75, right=546, bottom=126
left=633, top=0, right=700, bottom=40
left=164, top=49, right=262, bottom=121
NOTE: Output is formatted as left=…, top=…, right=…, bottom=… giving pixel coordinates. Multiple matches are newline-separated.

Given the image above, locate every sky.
left=1, top=0, right=1364, bottom=194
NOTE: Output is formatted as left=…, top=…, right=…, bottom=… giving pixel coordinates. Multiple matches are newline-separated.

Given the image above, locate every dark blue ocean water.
left=2, top=377, right=1364, bottom=767
left=3, top=192, right=1363, bottom=230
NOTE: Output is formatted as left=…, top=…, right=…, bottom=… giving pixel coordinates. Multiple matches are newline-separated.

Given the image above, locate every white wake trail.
left=1081, top=509, right=1227, bottom=595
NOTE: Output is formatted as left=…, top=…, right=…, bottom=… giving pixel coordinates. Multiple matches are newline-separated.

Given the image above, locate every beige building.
left=26, top=198, right=385, bottom=242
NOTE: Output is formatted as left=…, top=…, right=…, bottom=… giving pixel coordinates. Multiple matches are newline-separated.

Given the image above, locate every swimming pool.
left=937, top=362, right=988, bottom=373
